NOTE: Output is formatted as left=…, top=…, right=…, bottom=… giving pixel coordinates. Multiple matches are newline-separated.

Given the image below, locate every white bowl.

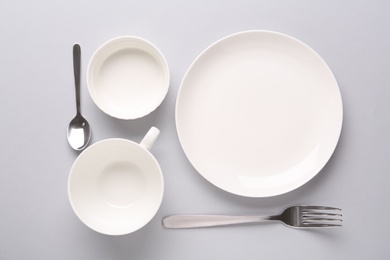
left=68, top=128, right=163, bottom=235
left=87, top=36, right=170, bottom=119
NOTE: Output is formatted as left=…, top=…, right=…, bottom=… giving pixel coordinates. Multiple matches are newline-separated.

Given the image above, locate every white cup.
left=68, top=127, right=163, bottom=235
left=87, top=36, right=170, bottom=119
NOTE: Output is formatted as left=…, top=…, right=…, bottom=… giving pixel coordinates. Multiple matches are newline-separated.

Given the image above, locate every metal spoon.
left=67, top=43, right=91, bottom=151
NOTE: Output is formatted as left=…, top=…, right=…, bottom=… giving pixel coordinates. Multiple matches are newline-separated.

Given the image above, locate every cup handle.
left=140, top=127, right=160, bottom=150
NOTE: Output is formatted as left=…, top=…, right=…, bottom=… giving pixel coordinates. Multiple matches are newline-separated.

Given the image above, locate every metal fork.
left=162, top=206, right=342, bottom=229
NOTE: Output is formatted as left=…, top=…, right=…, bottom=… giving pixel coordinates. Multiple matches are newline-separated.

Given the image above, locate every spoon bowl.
left=67, top=43, right=91, bottom=151
left=68, top=114, right=91, bottom=151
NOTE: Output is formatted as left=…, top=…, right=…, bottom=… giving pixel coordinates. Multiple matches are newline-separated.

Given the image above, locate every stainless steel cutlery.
left=163, top=205, right=342, bottom=229
left=67, top=43, right=91, bottom=151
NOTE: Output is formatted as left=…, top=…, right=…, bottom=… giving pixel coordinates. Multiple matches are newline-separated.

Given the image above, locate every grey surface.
left=1, top=0, right=389, bottom=259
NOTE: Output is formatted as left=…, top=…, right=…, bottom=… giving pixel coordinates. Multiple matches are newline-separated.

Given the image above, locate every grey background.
left=1, top=0, right=389, bottom=259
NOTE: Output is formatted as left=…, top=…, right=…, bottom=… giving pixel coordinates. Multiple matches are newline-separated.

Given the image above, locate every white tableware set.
left=67, top=31, right=343, bottom=235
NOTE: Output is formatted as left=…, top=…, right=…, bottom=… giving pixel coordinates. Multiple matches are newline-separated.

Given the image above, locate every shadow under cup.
left=68, top=134, right=163, bottom=236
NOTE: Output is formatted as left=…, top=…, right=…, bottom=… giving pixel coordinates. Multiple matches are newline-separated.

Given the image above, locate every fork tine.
left=302, top=223, right=342, bottom=228
left=302, top=212, right=342, bottom=217
left=301, top=206, right=341, bottom=211
left=303, top=217, right=342, bottom=222
left=300, top=206, right=342, bottom=228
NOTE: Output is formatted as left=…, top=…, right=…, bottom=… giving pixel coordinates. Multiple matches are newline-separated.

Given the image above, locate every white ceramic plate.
left=176, top=31, right=343, bottom=197
left=87, top=36, right=170, bottom=120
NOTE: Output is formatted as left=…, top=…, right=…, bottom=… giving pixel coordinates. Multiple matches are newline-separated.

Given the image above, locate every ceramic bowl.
left=87, top=36, right=170, bottom=119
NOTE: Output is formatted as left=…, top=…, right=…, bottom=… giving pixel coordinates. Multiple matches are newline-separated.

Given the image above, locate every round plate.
left=176, top=31, right=343, bottom=197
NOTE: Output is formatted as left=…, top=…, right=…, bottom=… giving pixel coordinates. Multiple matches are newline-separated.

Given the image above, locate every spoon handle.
left=73, top=43, right=81, bottom=114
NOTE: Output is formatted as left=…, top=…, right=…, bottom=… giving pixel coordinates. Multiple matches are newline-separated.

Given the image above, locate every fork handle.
left=163, top=215, right=275, bottom=229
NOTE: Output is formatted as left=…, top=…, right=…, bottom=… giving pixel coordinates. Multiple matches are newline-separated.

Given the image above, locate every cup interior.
left=68, top=139, right=164, bottom=235
left=87, top=36, right=170, bottom=119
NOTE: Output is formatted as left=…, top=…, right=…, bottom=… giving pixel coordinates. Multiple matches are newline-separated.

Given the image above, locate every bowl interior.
left=87, top=36, right=169, bottom=119
left=68, top=139, right=164, bottom=235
